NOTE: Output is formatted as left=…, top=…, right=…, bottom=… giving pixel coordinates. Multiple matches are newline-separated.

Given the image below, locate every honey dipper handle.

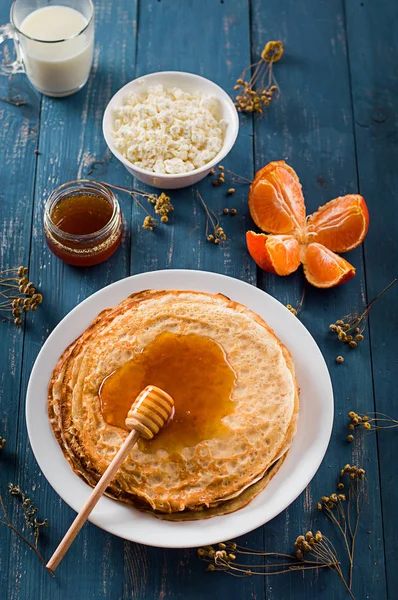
left=46, top=428, right=140, bottom=573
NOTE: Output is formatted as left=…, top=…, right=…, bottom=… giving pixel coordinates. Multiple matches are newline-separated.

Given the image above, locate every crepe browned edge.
left=152, top=453, right=287, bottom=521
left=48, top=291, right=162, bottom=500
left=48, top=289, right=299, bottom=514
left=54, top=290, right=180, bottom=503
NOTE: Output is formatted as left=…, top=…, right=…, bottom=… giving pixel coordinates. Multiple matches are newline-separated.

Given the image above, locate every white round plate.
left=26, top=270, right=333, bottom=548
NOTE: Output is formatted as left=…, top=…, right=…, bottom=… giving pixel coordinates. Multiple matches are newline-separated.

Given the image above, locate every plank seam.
left=134, top=0, right=141, bottom=79
left=12, top=92, right=44, bottom=456
left=248, top=0, right=261, bottom=294
left=342, top=1, right=389, bottom=598
left=6, top=91, right=43, bottom=600
left=247, top=1, right=267, bottom=598
left=123, top=1, right=141, bottom=595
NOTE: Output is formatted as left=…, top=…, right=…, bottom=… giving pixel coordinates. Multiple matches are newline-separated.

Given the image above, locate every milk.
left=19, top=5, right=94, bottom=97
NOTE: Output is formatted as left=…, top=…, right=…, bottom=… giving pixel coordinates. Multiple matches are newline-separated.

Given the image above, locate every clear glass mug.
left=0, top=0, right=94, bottom=97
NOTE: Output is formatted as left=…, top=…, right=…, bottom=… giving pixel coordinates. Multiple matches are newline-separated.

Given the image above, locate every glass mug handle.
left=0, top=23, right=25, bottom=76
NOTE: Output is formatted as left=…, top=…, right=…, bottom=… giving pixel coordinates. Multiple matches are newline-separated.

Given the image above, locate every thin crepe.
left=49, top=290, right=299, bottom=518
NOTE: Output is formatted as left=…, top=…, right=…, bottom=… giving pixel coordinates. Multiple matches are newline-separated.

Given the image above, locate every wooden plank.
left=0, top=0, right=40, bottom=589
left=130, top=0, right=255, bottom=285
left=1, top=2, right=393, bottom=600
left=6, top=2, right=137, bottom=599
left=345, top=1, right=398, bottom=597
left=124, top=1, right=264, bottom=599
left=250, top=1, right=387, bottom=599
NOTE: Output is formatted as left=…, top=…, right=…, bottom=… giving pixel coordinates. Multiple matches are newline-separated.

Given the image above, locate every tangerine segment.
left=302, top=243, right=356, bottom=288
left=249, top=161, right=306, bottom=234
left=306, top=194, right=369, bottom=253
left=252, top=160, right=300, bottom=188
left=246, top=231, right=301, bottom=276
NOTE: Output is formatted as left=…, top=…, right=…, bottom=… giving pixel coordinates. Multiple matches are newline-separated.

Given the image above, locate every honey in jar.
left=44, top=180, right=122, bottom=266
left=99, top=332, right=236, bottom=454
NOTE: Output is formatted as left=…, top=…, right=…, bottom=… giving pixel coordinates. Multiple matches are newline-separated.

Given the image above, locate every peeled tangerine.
left=302, top=243, right=356, bottom=288
left=246, top=161, right=369, bottom=288
left=248, top=161, right=306, bottom=235
left=246, top=233, right=300, bottom=276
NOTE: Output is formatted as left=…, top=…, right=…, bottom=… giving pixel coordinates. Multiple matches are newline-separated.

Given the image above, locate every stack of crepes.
left=48, top=290, right=299, bottom=520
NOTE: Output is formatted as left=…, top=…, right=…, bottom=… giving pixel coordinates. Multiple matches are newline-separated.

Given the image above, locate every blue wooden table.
left=0, top=1, right=396, bottom=598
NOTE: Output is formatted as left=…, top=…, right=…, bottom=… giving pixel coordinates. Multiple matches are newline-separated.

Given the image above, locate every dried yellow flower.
left=142, top=216, right=157, bottom=231
left=234, top=40, right=283, bottom=113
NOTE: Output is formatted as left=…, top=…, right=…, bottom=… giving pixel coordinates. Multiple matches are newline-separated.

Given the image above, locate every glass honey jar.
left=44, top=180, right=123, bottom=266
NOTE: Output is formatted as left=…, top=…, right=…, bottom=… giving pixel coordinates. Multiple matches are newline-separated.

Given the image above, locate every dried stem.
left=200, top=533, right=351, bottom=594
left=329, top=279, right=396, bottom=348
left=322, top=505, right=353, bottom=564
left=287, top=283, right=307, bottom=317
left=197, top=191, right=227, bottom=244
left=234, top=41, right=283, bottom=114
left=0, top=267, right=42, bottom=326
left=99, top=181, right=173, bottom=229
left=0, top=95, right=26, bottom=107
left=347, top=411, right=398, bottom=438
left=224, top=168, right=252, bottom=184
left=0, top=495, right=53, bottom=576
left=367, top=278, right=397, bottom=308
left=200, top=464, right=368, bottom=599
left=317, top=465, right=367, bottom=594
left=100, top=182, right=152, bottom=215
left=296, top=283, right=307, bottom=315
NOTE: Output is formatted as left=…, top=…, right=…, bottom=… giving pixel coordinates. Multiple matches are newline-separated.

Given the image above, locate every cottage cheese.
left=112, top=84, right=226, bottom=174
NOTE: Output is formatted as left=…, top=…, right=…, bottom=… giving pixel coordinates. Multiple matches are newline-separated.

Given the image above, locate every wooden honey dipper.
left=46, top=385, right=174, bottom=572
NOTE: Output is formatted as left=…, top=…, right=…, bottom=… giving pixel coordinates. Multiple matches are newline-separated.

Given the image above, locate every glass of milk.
left=0, top=0, right=94, bottom=97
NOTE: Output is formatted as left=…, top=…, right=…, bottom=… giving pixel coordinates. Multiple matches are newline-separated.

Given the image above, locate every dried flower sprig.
left=199, top=533, right=354, bottom=598
left=317, top=465, right=367, bottom=591
left=199, top=532, right=338, bottom=575
left=294, top=531, right=354, bottom=598
left=197, top=192, right=227, bottom=245
left=147, top=192, right=173, bottom=223
left=142, top=216, right=157, bottom=231
left=8, top=484, right=49, bottom=546
left=199, top=464, right=367, bottom=599
left=209, top=164, right=252, bottom=188
left=348, top=411, right=398, bottom=437
left=286, top=304, right=297, bottom=316
left=234, top=41, right=284, bottom=114
left=286, top=285, right=307, bottom=317
left=329, top=279, right=397, bottom=348
left=0, top=95, right=27, bottom=107
left=0, top=485, right=51, bottom=574
left=0, top=266, right=43, bottom=326
left=100, top=182, right=174, bottom=230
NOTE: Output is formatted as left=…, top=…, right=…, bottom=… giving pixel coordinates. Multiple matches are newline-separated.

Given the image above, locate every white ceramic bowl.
left=102, top=71, right=239, bottom=189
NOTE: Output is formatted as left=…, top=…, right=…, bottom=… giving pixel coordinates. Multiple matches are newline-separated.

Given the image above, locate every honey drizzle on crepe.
left=99, top=332, right=236, bottom=453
